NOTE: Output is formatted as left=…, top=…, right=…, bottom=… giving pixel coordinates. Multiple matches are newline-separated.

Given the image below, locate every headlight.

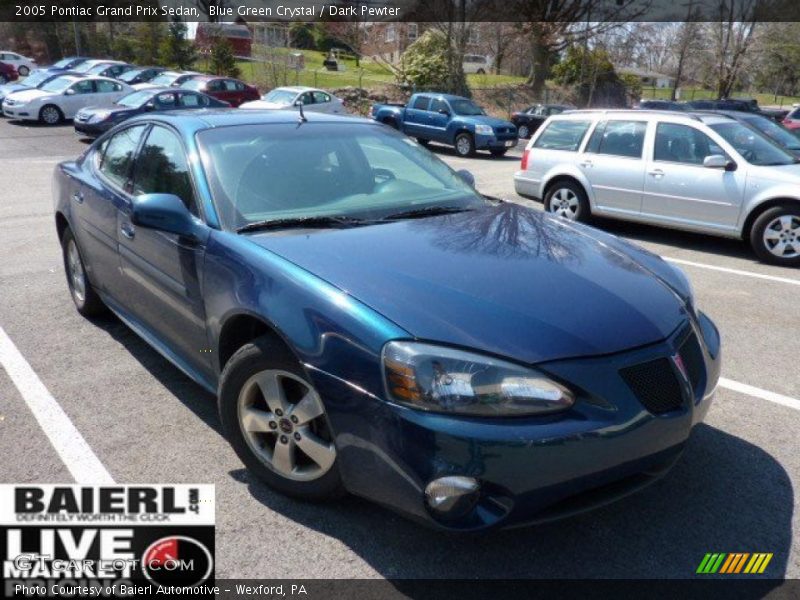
left=382, top=341, right=574, bottom=416
left=89, top=111, right=110, bottom=123
left=474, top=124, right=494, bottom=136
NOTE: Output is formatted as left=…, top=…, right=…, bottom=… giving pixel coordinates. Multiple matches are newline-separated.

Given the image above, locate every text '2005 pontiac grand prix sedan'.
left=53, top=109, right=720, bottom=531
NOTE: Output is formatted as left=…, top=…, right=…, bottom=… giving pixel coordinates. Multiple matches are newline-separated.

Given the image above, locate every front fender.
left=540, top=164, right=596, bottom=208
left=740, top=184, right=800, bottom=233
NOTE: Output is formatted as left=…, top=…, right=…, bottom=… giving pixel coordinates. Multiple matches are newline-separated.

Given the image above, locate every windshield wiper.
left=236, top=215, right=367, bottom=233
left=381, top=206, right=473, bottom=221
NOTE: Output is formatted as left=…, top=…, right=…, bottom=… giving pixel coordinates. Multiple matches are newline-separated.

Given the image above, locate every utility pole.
left=72, top=18, right=81, bottom=54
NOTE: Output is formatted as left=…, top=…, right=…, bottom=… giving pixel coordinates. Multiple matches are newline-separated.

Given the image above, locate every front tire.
left=416, top=138, right=430, bottom=147
left=219, top=336, right=344, bottom=501
left=39, top=104, right=63, bottom=125
left=545, top=180, right=590, bottom=222
left=750, top=204, right=800, bottom=266
left=454, top=132, right=475, bottom=157
left=517, top=124, right=530, bottom=139
left=18, top=66, right=29, bottom=77
left=61, top=228, right=106, bottom=317
left=490, top=148, right=508, bottom=157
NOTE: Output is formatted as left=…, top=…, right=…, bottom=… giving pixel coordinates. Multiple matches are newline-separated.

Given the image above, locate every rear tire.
left=750, top=204, right=800, bottom=266
left=18, top=66, right=29, bottom=77
left=544, top=180, right=591, bottom=223
left=61, top=228, right=106, bottom=317
left=454, top=132, right=475, bottom=157
left=382, top=118, right=398, bottom=129
left=219, top=336, right=345, bottom=501
left=416, top=138, right=430, bottom=147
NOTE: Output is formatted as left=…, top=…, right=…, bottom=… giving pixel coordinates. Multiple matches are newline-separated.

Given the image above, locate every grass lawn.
left=232, top=48, right=527, bottom=92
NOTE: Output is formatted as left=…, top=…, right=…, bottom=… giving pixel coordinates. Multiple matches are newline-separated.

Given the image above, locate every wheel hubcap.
left=457, top=137, right=470, bottom=154
left=519, top=126, right=529, bottom=138
left=67, top=240, right=86, bottom=304
left=237, top=369, right=335, bottom=481
left=550, top=188, right=579, bottom=219
left=763, top=214, right=800, bottom=258
left=43, top=107, right=58, bottom=123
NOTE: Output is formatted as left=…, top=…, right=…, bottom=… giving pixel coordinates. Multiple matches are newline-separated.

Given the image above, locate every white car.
left=515, top=109, right=800, bottom=266
left=0, top=50, right=37, bottom=77
left=240, top=86, right=347, bottom=114
left=3, top=75, right=133, bottom=124
left=71, top=59, right=126, bottom=75
left=132, top=70, right=200, bottom=90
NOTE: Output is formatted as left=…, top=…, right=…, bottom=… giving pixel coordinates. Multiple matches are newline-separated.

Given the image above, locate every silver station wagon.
left=514, top=109, right=800, bottom=266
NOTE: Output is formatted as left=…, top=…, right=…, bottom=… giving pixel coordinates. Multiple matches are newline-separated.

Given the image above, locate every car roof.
left=124, top=108, right=372, bottom=132
left=275, top=86, right=315, bottom=92
left=556, top=108, right=734, bottom=125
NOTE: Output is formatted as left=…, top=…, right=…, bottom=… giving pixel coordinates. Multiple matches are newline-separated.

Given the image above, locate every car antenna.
left=295, top=100, right=307, bottom=124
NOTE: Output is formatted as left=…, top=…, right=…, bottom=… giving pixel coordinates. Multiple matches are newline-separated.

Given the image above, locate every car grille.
left=620, top=358, right=683, bottom=414
left=619, top=329, right=706, bottom=415
left=496, top=126, right=515, bottom=135
left=75, top=113, right=89, bottom=122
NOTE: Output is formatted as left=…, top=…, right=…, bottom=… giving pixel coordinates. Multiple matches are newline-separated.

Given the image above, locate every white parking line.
left=665, top=257, right=800, bottom=287
left=0, top=326, right=114, bottom=484
left=720, top=378, right=800, bottom=412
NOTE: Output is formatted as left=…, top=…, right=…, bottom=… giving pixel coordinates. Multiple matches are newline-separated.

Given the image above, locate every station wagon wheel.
left=751, top=205, right=800, bottom=266
left=517, top=124, right=530, bottom=139
left=545, top=181, right=590, bottom=222
left=219, top=336, right=344, bottom=500
left=39, top=104, right=62, bottom=125
left=60, top=228, right=106, bottom=317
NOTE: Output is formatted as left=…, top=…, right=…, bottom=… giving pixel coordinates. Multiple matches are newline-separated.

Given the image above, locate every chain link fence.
left=641, top=86, right=800, bottom=108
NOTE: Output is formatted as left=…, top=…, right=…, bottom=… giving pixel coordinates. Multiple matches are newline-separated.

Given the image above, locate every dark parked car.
left=685, top=98, right=786, bottom=122
left=118, top=66, right=166, bottom=86
left=46, top=56, right=91, bottom=72
left=54, top=110, right=720, bottom=531
left=783, top=106, right=800, bottom=131
left=511, top=104, right=575, bottom=139
left=635, top=100, right=686, bottom=111
left=0, top=61, right=18, bottom=84
left=73, top=87, right=229, bottom=138
left=699, top=109, right=800, bottom=157
left=181, top=76, right=259, bottom=107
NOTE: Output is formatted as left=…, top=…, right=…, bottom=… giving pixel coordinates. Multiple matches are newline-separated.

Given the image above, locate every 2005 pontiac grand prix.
left=53, top=109, right=721, bottom=531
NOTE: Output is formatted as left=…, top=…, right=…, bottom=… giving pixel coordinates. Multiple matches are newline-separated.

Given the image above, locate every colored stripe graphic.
left=697, top=553, right=727, bottom=574
left=698, top=553, right=774, bottom=575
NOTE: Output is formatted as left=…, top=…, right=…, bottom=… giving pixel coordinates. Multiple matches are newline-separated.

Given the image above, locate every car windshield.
left=73, top=62, right=99, bottom=74
left=39, top=77, right=76, bottom=93
left=197, top=123, right=487, bottom=231
left=26, top=71, right=52, bottom=87
left=743, top=116, right=800, bottom=151
left=116, top=90, right=153, bottom=108
left=181, top=79, right=206, bottom=91
left=709, top=122, right=797, bottom=166
left=51, top=58, right=74, bottom=69
left=450, top=99, right=485, bottom=116
left=118, top=69, right=143, bottom=82
left=149, top=73, right=180, bottom=86
left=262, top=89, right=297, bottom=104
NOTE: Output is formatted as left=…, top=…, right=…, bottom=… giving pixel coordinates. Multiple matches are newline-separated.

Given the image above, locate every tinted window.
left=223, top=80, right=238, bottom=91
left=95, top=79, right=119, bottom=93
left=98, top=125, right=147, bottom=189
left=312, top=91, right=330, bottom=104
left=709, top=122, right=796, bottom=166
left=586, top=120, right=647, bottom=158
left=207, top=80, right=224, bottom=92
left=412, top=96, right=430, bottom=110
left=533, top=120, right=592, bottom=152
left=179, top=92, right=209, bottom=108
left=654, top=123, right=727, bottom=165
left=71, top=80, right=94, bottom=94
left=300, top=91, right=314, bottom=105
left=132, top=126, right=197, bottom=213
left=429, top=98, right=449, bottom=113
left=155, top=92, right=178, bottom=107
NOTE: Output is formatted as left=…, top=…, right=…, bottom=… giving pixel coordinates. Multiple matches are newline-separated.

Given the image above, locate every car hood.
left=6, top=88, right=51, bottom=103
left=246, top=204, right=688, bottom=364
left=467, top=115, right=515, bottom=129
left=749, top=162, right=800, bottom=184
left=240, top=100, right=286, bottom=109
left=0, top=83, right=28, bottom=97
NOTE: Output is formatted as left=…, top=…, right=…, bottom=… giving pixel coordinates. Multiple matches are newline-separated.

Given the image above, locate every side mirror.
left=143, top=101, right=155, bottom=111
left=131, top=193, right=201, bottom=240
left=703, top=154, right=736, bottom=171
left=64, top=88, right=75, bottom=95
left=456, top=169, right=476, bottom=187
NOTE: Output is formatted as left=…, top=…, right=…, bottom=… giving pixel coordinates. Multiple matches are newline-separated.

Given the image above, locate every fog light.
left=425, top=476, right=480, bottom=519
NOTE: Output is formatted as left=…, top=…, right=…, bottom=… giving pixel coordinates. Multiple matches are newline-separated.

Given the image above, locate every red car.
left=0, top=61, right=19, bottom=84
left=782, top=106, right=800, bottom=131
left=181, top=76, right=258, bottom=107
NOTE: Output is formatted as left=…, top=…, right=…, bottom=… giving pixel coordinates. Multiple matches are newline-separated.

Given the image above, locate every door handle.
left=579, top=160, right=593, bottom=168
left=648, top=169, right=665, bottom=178
left=120, top=223, right=135, bottom=239
left=71, top=191, right=84, bottom=204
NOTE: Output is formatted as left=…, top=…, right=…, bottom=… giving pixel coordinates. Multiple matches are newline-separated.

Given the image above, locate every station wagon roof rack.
left=565, top=109, right=704, bottom=121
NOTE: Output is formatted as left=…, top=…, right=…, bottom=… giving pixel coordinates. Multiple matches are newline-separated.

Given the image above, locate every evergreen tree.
left=159, top=18, right=197, bottom=70
left=209, top=37, right=240, bottom=78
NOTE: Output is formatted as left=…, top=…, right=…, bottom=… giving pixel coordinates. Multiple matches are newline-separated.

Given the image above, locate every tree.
left=135, top=22, right=166, bottom=65
left=289, top=23, right=316, bottom=50
left=400, top=30, right=450, bottom=91
left=159, top=18, right=196, bottom=70
left=209, top=37, right=240, bottom=78
left=710, top=0, right=759, bottom=98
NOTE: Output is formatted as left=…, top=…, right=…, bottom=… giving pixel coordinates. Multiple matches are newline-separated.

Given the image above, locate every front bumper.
left=3, top=105, right=33, bottom=120
left=313, top=312, right=720, bottom=531
left=474, top=132, right=519, bottom=151
left=74, top=119, right=110, bottom=137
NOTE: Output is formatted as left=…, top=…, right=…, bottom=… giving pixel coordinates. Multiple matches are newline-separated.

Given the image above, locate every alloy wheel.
left=456, top=135, right=472, bottom=156
left=41, top=106, right=60, bottom=124
left=18, top=66, right=29, bottom=77
left=518, top=125, right=530, bottom=139
left=66, top=239, right=86, bottom=305
left=550, top=188, right=580, bottom=219
left=237, top=369, right=336, bottom=482
left=762, top=214, right=800, bottom=258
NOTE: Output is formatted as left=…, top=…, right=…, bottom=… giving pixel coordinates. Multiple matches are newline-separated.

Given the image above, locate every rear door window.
left=97, top=125, right=147, bottom=190
left=412, top=96, right=430, bottom=110
left=585, top=120, right=647, bottom=158
left=533, top=120, right=592, bottom=151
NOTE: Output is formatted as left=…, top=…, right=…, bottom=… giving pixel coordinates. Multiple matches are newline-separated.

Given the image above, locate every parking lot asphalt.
left=0, top=117, right=799, bottom=581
